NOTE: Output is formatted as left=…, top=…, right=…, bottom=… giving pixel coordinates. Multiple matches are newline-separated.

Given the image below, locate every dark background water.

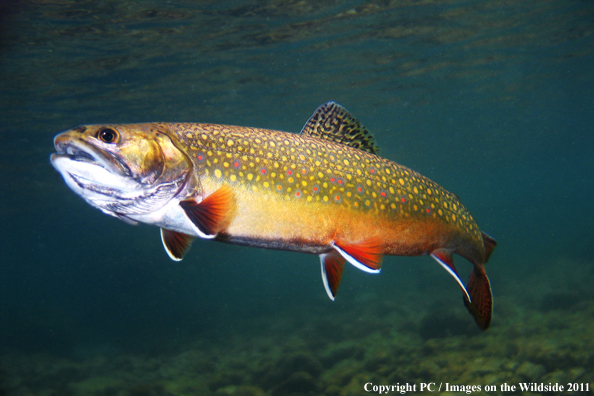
left=1, top=0, right=593, bottom=381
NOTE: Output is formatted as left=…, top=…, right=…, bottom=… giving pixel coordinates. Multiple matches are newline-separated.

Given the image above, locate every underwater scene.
left=1, top=0, right=593, bottom=395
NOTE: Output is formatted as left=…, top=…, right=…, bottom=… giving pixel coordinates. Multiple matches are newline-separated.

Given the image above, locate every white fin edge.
left=319, top=254, right=336, bottom=301
left=191, top=226, right=216, bottom=240
left=331, top=242, right=380, bottom=274
left=160, top=228, right=183, bottom=262
left=430, top=253, right=472, bottom=303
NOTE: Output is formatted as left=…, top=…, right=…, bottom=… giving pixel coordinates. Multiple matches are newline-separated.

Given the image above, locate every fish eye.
left=97, top=128, right=119, bottom=144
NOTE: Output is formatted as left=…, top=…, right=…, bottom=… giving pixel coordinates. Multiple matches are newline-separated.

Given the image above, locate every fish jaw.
left=50, top=124, right=193, bottom=221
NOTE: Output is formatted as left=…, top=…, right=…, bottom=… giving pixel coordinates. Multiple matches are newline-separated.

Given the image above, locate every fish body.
left=51, top=102, right=496, bottom=329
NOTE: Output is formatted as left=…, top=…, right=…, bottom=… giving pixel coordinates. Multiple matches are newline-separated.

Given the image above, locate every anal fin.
left=320, top=251, right=346, bottom=301
left=332, top=236, right=383, bottom=273
left=431, top=249, right=471, bottom=303
left=161, top=228, right=195, bottom=261
left=179, top=184, right=233, bottom=238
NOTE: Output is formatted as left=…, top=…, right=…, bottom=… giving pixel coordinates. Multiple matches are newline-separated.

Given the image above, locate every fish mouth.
left=51, top=135, right=131, bottom=177
left=51, top=143, right=95, bottom=163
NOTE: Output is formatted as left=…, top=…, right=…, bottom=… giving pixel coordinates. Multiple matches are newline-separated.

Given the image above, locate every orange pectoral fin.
left=179, top=184, right=233, bottom=238
left=160, top=228, right=195, bottom=261
left=320, top=251, right=346, bottom=301
left=332, top=236, right=383, bottom=273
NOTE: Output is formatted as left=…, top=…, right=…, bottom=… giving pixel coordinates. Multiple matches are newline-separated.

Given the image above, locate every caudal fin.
left=464, top=265, right=493, bottom=330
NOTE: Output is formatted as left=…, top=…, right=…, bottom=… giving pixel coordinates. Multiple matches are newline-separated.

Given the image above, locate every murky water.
left=1, top=1, right=593, bottom=395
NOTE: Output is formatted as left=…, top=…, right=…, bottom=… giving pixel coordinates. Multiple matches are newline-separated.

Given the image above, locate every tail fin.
left=464, top=265, right=493, bottom=330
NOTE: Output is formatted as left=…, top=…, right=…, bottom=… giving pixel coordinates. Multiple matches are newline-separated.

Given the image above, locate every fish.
left=50, top=102, right=496, bottom=330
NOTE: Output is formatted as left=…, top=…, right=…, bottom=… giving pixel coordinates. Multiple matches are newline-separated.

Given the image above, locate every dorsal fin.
left=300, top=102, right=380, bottom=154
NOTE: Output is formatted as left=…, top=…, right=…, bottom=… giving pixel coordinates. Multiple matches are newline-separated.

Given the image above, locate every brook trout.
left=51, top=102, right=496, bottom=329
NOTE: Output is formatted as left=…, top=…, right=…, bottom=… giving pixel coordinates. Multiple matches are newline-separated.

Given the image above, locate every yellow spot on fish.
left=247, top=173, right=254, bottom=181
left=399, top=178, right=405, bottom=186
left=214, top=169, right=222, bottom=178
left=323, top=195, right=329, bottom=202
left=230, top=174, right=237, bottom=182
left=427, top=188, right=432, bottom=195
left=227, top=139, right=234, bottom=146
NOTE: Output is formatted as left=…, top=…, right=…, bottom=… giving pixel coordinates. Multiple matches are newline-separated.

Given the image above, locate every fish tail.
left=464, top=265, right=493, bottom=330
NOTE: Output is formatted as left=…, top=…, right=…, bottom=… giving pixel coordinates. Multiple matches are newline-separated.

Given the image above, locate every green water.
left=1, top=1, right=593, bottom=395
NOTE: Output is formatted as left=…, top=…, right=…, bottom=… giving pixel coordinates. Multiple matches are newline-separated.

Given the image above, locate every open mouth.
left=53, top=139, right=100, bottom=164
left=63, top=146, right=96, bottom=162
left=52, top=137, right=132, bottom=178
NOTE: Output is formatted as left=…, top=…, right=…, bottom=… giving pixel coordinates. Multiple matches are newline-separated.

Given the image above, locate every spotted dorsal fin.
left=300, top=102, right=380, bottom=154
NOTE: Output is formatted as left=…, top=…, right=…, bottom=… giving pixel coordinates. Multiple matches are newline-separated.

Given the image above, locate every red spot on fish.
left=334, top=194, right=342, bottom=203
left=260, top=167, right=267, bottom=175
left=197, top=153, right=205, bottom=162
left=356, top=185, right=364, bottom=194
left=401, top=197, right=407, bottom=203
left=287, top=169, right=293, bottom=176
left=295, top=189, right=302, bottom=198
left=337, top=178, right=344, bottom=185
left=330, top=177, right=336, bottom=183
left=380, top=190, right=387, bottom=198
left=276, top=184, right=283, bottom=191
left=233, top=161, right=241, bottom=169
left=425, top=207, right=431, bottom=214
left=369, top=166, right=377, bottom=174
left=312, top=185, right=319, bottom=194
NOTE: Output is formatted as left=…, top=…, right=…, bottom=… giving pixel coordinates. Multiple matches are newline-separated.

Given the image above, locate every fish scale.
left=170, top=122, right=483, bottom=250
left=51, top=101, right=496, bottom=330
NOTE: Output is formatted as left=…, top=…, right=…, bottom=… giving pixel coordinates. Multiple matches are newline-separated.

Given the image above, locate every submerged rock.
left=270, top=371, right=317, bottom=396
left=261, top=351, right=323, bottom=390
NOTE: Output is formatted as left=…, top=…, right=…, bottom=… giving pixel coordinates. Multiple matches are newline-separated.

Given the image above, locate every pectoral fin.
left=320, top=251, right=346, bottom=300
left=179, top=184, right=233, bottom=238
left=332, top=236, right=383, bottom=273
left=161, top=228, right=195, bottom=261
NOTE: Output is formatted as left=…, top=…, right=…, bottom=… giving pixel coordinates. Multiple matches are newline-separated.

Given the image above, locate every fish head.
left=51, top=124, right=193, bottom=220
